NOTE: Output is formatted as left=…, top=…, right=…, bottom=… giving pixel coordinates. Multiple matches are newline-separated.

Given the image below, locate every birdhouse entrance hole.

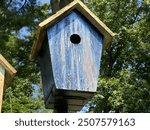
left=70, top=34, right=81, bottom=44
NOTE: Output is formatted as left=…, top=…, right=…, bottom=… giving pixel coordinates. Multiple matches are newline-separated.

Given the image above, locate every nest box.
left=0, top=54, right=17, bottom=112
left=31, top=0, right=115, bottom=112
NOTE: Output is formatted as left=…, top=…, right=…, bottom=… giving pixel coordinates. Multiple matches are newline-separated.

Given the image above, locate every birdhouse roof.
left=0, top=54, right=17, bottom=88
left=31, top=0, right=115, bottom=59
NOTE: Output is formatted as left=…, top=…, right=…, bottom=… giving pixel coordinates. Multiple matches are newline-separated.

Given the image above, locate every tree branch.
left=18, top=0, right=28, bottom=11
left=6, top=0, right=13, bottom=8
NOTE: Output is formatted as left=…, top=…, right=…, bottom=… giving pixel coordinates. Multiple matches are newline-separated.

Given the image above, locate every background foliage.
left=1, top=0, right=51, bottom=112
left=0, top=0, right=149, bottom=113
left=87, top=0, right=150, bottom=112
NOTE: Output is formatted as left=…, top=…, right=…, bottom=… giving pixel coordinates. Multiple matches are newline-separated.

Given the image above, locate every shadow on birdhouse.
left=30, top=0, right=115, bottom=112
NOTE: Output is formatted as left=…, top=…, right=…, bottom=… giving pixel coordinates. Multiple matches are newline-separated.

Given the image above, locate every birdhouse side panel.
left=47, top=11, right=103, bottom=92
left=39, top=38, right=55, bottom=102
left=0, top=65, right=5, bottom=112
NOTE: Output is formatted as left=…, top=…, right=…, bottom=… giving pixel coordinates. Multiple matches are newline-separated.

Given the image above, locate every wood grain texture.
left=48, top=104, right=84, bottom=112
left=0, top=65, right=5, bottom=112
left=45, top=88, right=94, bottom=111
left=30, top=0, right=115, bottom=59
left=38, top=38, right=95, bottom=111
left=0, top=54, right=17, bottom=88
left=0, top=54, right=16, bottom=75
left=39, top=37, right=55, bottom=103
left=47, top=11, right=103, bottom=92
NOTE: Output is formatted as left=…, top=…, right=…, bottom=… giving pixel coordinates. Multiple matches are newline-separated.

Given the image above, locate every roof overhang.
left=0, top=54, right=17, bottom=89
left=31, top=0, right=115, bottom=59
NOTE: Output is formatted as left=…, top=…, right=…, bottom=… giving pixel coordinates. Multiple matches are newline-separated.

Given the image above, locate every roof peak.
left=31, top=0, right=115, bottom=59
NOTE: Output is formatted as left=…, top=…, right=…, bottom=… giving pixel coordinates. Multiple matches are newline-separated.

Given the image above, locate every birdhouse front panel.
left=47, top=10, right=103, bottom=92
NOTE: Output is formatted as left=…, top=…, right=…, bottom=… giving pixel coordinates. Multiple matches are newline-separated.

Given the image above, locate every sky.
left=39, top=0, right=50, bottom=4
left=18, top=0, right=51, bottom=39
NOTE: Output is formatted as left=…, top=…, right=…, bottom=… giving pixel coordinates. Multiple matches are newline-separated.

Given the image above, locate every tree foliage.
left=0, top=0, right=150, bottom=113
left=87, top=0, right=150, bottom=112
left=1, top=0, right=51, bottom=112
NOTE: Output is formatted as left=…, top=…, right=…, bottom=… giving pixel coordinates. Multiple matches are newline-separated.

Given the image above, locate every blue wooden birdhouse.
left=30, top=0, right=115, bottom=112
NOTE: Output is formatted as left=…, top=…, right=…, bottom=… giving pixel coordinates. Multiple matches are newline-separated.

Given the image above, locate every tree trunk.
left=51, top=0, right=84, bottom=14
left=51, top=0, right=59, bottom=13
left=59, top=0, right=74, bottom=9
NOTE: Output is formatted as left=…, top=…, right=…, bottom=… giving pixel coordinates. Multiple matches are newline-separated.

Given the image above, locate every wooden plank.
left=45, top=88, right=94, bottom=112
left=48, top=97, right=87, bottom=106
left=0, top=65, right=5, bottom=112
left=53, top=89, right=95, bottom=99
left=68, top=105, right=83, bottom=112
left=39, top=38, right=55, bottom=102
left=46, top=103, right=84, bottom=112
left=0, top=54, right=17, bottom=88
left=0, top=54, right=16, bottom=76
left=47, top=11, right=102, bottom=92
left=30, top=0, right=115, bottom=59
left=30, top=27, right=46, bottom=60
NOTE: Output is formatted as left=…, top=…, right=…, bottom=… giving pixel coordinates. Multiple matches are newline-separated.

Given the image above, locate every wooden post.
left=0, top=65, right=5, bottom=112
left=54, top=99, right=68, bottom=113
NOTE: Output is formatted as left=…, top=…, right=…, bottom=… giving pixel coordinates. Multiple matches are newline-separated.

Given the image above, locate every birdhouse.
left=31, top=0, right=115, bottom=112
left=0, top=54, right=17, bottom=112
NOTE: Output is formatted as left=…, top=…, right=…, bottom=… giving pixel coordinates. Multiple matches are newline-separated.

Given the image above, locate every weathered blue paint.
left=47, top=10, right=103, bottom=92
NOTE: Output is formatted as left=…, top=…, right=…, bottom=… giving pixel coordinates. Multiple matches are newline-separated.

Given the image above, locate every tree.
left=87, top=0, right=150, bottom=112
left=1, top=0, right=52, bottom=112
